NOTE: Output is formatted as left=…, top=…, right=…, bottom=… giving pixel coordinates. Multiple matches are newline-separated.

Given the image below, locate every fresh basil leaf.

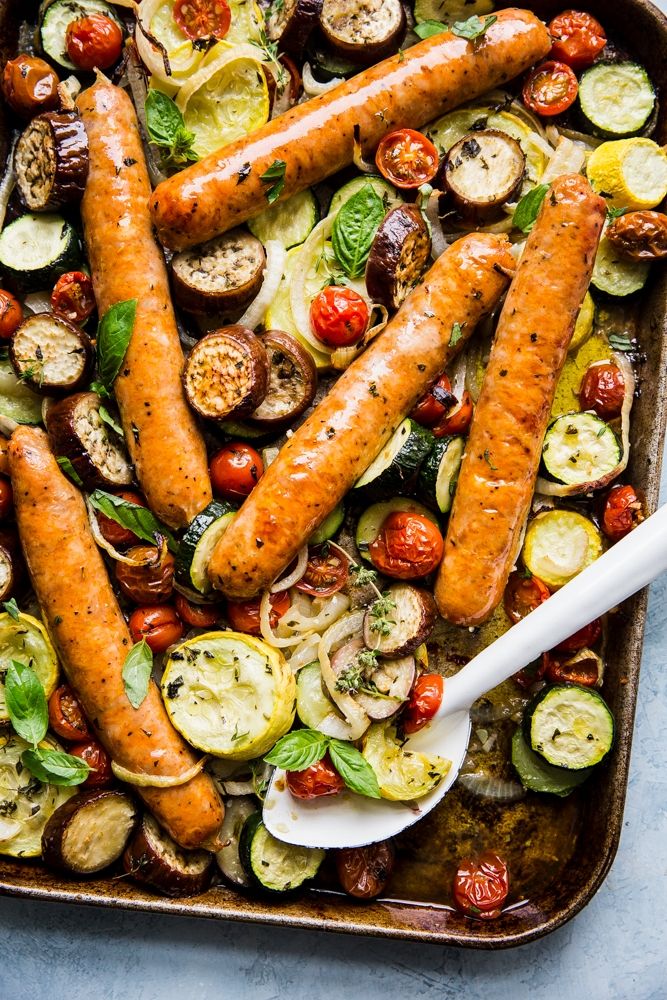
left=5, top=660, right=48, bottom=747
left=21, top=747, right=90, bottom=787
left=97, top=299, right=137, bottom=391
left=122, top=638, right=153, bottom=710
left=260, top=159, right=287, bottom=205
left=56, top=456, right=83, bottom=487
left=89, top=490, right=178, bottom=554
left=89, top=380, right=111, bottom=399
left=2, top=598, right=20, bottom=621
left=332, top=183, right=385, bottom=279
left=451, top=14, right=497, bottom=41
left=414, top=19, right=447, bottom=39
left=513, top=183, right=550, bottom=234
left=264, top=729, right=329, bottom=770
left=328, top=739, right=381, bottom=799
left=449, top=322, right=463, bottom=347
left=98, top=405, right=124, bottom=437
left=145, top=90, right=184, bottom=146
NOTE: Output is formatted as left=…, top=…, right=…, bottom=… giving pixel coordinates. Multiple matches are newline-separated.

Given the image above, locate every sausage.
left=435, top=175, right=606, bottom=627
left=8, top=426, right=224, bottom=851
left=0, top=436, right=9, bottom=476
left=76, top=79, right=212, bottom=529
left=150, top=9, right=550, bottom=250
left=208, top=233, right=516, bottom=598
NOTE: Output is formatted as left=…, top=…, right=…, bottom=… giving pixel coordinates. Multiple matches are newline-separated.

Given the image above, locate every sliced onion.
left=0, top=415, right=18, bottom=437
left=287, top=633, right=321, bottom=672
left=330, top=307, right=388, bottom=370
left=270, top=544, right=309, bottom=593
left=556, top=125, right=604, bottom=150
left=318, top=611, right=370, bottom=740
left=260, top=588, right=315, bottom=648
left=86, top=499, right=167, bottom=565
left=458, top=772, right=526, bottom=802
left=23, top=291, right=52, bottom=315
left=0, top=139, right=16, bottom=233
left=279, top=591, right=350, bottom=636
left=352, top=123, right=377, bottom=175
left=540, top=136, right=586, bottom=185
left=290, top=216, right=335, bottom=354
left=302, top=61, right=343, bottom=96
left=134, top=0, right=196, bottom=85
left=112, top=755, right=209, bottom=788
left=424, top=189, right=448, bottom=260
left=175, top=43, right=269, bottom=114
left=238, top=240, right=287, bottom=331
left=222, top=779, right=256, bottom=795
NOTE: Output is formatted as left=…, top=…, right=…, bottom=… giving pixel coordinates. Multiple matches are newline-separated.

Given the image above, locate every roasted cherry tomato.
left=375, top=128, right=439, bottom=189
left=543, top=650, right=600, bottom=687
left=173, top=0, right=231, bottom=40
left=310, top=285, right=369, bottom=348
left=336, top=841, right=396, bottom=899
left=69, top=739, right=113, bottom=788
left=174, top=593, right=222, bottom=628
left=129, top=605, right=184, bottom=653
left=555, top=617, right=602, bottom=653
left=601, top=484, right=645, bottom=542
left=1, top=54, right=59, bottom=119
left=409, top=373, right=455, bottom=428
left=522, top=60, right=578, bottom=117
left=66, top=14, right=123, bottom=71
left=226, top=590, right=290, bottom=636
left=432, top=390, right=473, bottom=437
left=504, top=571, right=551, bottom=624
left=96, top=489, right=146, bottom=548
left=453, top=852, right=509, bottom=920
left=578, top=362, right=625, bottom=419
left=606, top=211, right=667, bottom=262
left=51, top=271, right=96, bottom=325
left=47, top=684, right=91, bottom=742
left=295, top=546, right=349, bottom=597
left=513, top=655, right=548, bottom=691
left=286, top=753, right=345, bottom=800
left=368, top=511, right=444, bottom=579
left=115, top=545, right=175, bottom=604
left=0, top=290, right=22, bottom=340
left=548, top=10, right=606, bottom=70
left=402, top=673, right=444, bottom=734
left=0, top=477, right=13, bottom=521
left=210, top=443, right=264, bottom=502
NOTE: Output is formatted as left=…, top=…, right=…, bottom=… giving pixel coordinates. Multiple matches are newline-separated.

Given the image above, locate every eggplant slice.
left=123, top=813, right=214, bottom=898
left=15, top=111, right=89, bottom=212
left=365, top=205, right=432, bottom=311
left=443, top=130, right=526, bottom=216
left=46, top=391, right=133, bottom=490
left=41, top=790, right=137, bottom=876
left=331, top=637, right=415, bottom=720
left=267, top=0, right=324, bottom=56
left=319, top=0, right=406, bottom=64
left=363, top=583, right=437, bottom=657
left=248, top=329, right=317, bottom=428
left=10, top=313, right=93, bottom=395
left=183, top=325, right=269, bottom=421
left=171, top=229, right=266, bottom=315
left=0, top=543, right=15, bottom=602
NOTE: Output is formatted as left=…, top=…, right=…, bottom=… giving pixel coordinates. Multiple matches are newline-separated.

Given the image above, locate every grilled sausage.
left=208, top=233, right=515, bottom=598
left=150, top=9, right=550, bottom=250
left=435, top=175, right=606, bottom=626
left=76, top=78, right=212, bottom=529
left=0, top=436, right=9, bottom=476
left=8, top=426, right=224, bottom=851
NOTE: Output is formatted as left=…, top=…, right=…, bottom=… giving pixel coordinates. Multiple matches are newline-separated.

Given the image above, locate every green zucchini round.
left=523, top=684, right=614, bottom=770
left=239, top=812, right=325, bottom=892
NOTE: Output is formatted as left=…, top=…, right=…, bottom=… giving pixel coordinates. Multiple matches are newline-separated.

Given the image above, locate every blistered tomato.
left=410, top=374, right=455, bottom=428
left=453, top=852, right=509, bottom=919
left=522, top=60, right=578, bottom=116
left=295, top=546, right=349, bottom=597
left=48, top=684, right=91, bottom=742
left=432, top=390, right=474, bottom=437
left=368, top=512, right=444, bottom=579
left=548, top=10, right=606, bottom=70
left=286, top=754, right=345, bottom=800
left=69, top=739, right=113, bottom=788
left=96, top=490, right=146, bottom=548
left=402, top=674, right=444, bottom=734
left=601, top=484, right=645, bottom=542
left=173, top=0, right=231, bottom=40
left=579, top=362, right=625, bottom=420
left=336, top=841, right=396, bottom=899
left=504, top=571, right=551, bottom=624
left=128, top=605, right=184, bottom=653
left=66, top=14, right=123, bottom=71
left=51, top=271, right=96, bottom=325
left=226, top=590, right=290, bottom=636
left=310, top=286, right=369, bottom=348
left=210, top=443, right=264, bottom=502
left=0, top=290, right=22, bottom=340
left=174, top=594, right=223, bottom=628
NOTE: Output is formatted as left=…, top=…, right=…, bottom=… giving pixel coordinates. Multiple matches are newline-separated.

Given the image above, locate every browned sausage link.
left=0, top=436, right=9, bottom=476
left=150, top=9, right=550, bottom=250
left=76, top=79, right=212, bottom=529
left=435, top=175, right=607, bottom=627
left=8, top=427, right=224, bottom=850
left=208, top=233, right=516, bottom=599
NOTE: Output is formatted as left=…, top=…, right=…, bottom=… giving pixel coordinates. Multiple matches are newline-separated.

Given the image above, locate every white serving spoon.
left=263, top=503, right=667, bottom=849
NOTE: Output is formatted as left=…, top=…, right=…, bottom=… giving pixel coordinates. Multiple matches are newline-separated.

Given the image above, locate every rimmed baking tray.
left=0, top=0, right=665, bottom=949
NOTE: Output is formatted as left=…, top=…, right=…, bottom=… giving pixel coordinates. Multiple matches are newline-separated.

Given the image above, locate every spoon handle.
left=441, top=503, right=667, bottom=716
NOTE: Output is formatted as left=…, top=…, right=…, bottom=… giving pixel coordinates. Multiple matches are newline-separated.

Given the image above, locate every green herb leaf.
left=89, top=489, right=177, bottom=554
left=21, top=747, right=90, bottom=787
left=122, top=638, right=153, bottom=710
left=607, top=205, right=627, bottom=222
left=483, top=448, right=498, bottom=470
left=451, top=14, right=497, bottom=41
left=414, top=19, right=447, bottom=39
left=332, top=183, right=385, bottom=278
left=260, top=159, right=287, bottom=204
left=449, top=322, right=463, bottom=348
left=609, top=333, right=634, bottom=352
left=97, top=299, right=137, bottom=392
left=349, top=563, right=378, bottom=587
left=328, top=739, right=381, bottom=799
left=5, top=660, right=48, bottom=747
left=89, top=380, right=111, bottom=399
left=98, top=405, right=124, bottom=437
left=263, top=729, right=329, bottom=770
left=513, top=184, right=550, bottom=233
left=145, top=90, right=198, bottom=166
left=2, top=598, right=20, bottom=621
left=56, top=456, right=83, bottom=487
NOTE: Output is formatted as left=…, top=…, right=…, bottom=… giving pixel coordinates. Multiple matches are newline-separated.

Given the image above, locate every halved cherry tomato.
left=69, top=739, right=113, bottom=788
left=174, top=593, right=222, bottom=628
left=548, top=10, right=606, bottom=71
left=375, top=128, right=439, bottom=189
left=513, top=655, right=548, bottom=691
left=96, top=489, right=146, bottom=548
left=115, top=546, right=175, bottom=605
left=210, top=443, right=263, bottom=502
left=409, top=373, right=455, bottom=428
left=173, top=0, right=231, bottom=40
left=129, top=605, right=184, bottom=653
left=543, top=650, right=600, bottom=687
left=578, top=362, right=625, bottom=420
left=66, top=14, right=123, bottom=71
left=310, top=286, right=369, bottom=348
left=48, top=684, right=91, bottom=742
left=51, top=271, right=96, bottom=325
left=402, top=673, right=444, bottom=734
left=336, top=841, right=395, bottom=899
left=504, top=571, right=551, bottom=624
left=0, top=290, right=22, bottom=340
left=453, top=852, right=509, bottom=920
left=286, top=753, right=345, bottom=800
left=368, top=512, right=444, bottom=579
left=295, top=546, right=349, bottom=597
left=555, top=617, right=602, bottom=653
left=1, top=55, right=59, bottom=119
left=226, top=590, right=290, bottom=636
left=432, top=390, right=473, bottom=437
left=602, top=484, right=645, bottom=542
left=522, top=60, right=578, bottom=117
left=0, top=477, right=13, bottom=521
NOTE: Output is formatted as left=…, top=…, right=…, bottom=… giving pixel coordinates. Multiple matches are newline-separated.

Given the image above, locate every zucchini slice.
left=161, top=631, right=296, bottom=760
left=309, top=502, right=345, bottom=545
left=524, top=684, right=614, bottom=770
left=328, top=175, right=401, bottom=217
left=0, top=213, right=80, bottom=293
left=216, top=796, right=258, bottom=888
left=0, top=359, right=43, bottom=425
left=240, top=812, right=325, bottom=892
left=587, top=138, right=667, bottom=212
left=354, top=419, right=434, bottom=495
left=511, top=729, right=592, bottom=796
left=295, top=661, right=339, bottom=729
left=578, top=62, right=656, bottom=139
left=418, top=435, right=465, bottom=514
left=361, top=721, right=450, bottom=801
left=39, top=0, right=122, bottom=70
left=355, top=498, right=438, bottom=561
left=542, top=412, right=621, bottom=487
left=248, top=189, right=319, bottom=249
left=522, top=510, right=603, bottom=590
left=0, top=612, right=59, bottom=724
left=15, top=111, right=89, bottom=212
left=592, top=233, right=650, bottom=297
left=176, top=501, right=236, bottom=595
left=170, top=230, right=265, bottom=315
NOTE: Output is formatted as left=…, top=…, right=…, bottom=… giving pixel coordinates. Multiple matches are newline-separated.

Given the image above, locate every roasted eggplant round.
left=363, top=583, right=437, bottom=657
left=331, top=637, right=415, bottom=720
left=365, top=205, right=432, bottom=311
left=442, top=130, right=526, bottom=217
left=0, top=543, right=15, bottom=602
left=123, top=813, right=214, bottom=898
left=41, top=789, right=137, bottom=876
left=46, top=391, right=133, bottom=490
left=266, top=0, right=324, bottom=56
left=248, top=330, right=318, bottom=428
left=183, top=326, right=269, bottom=421
left=170, top=229, right=265, bottom=315
left=15, top=111, right=89, bottom=212
left=10, top=313, right=93, bottom=395
left=319, top=0, right=406, bottom=64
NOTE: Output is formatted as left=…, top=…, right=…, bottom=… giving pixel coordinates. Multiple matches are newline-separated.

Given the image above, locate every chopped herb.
left=350, top=563, right=378, bottom=587
left=260, top=159, right=287, bottom=204
left=368, top=382, right=380, bottom=397
left=56, top=456, right=83, bottom=487
left=513, top=184, right=550, bottom=233
left=483, top=449, right=498, bottom=470
left=2, top=598, right=20, bottom=621
left=607, top=205, right=627, bottom=222
left=451, top=14, right=497, bottom=41
left=449, top=322, right=464, bottom=347
left=609, top=333, right=634, bottom=353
